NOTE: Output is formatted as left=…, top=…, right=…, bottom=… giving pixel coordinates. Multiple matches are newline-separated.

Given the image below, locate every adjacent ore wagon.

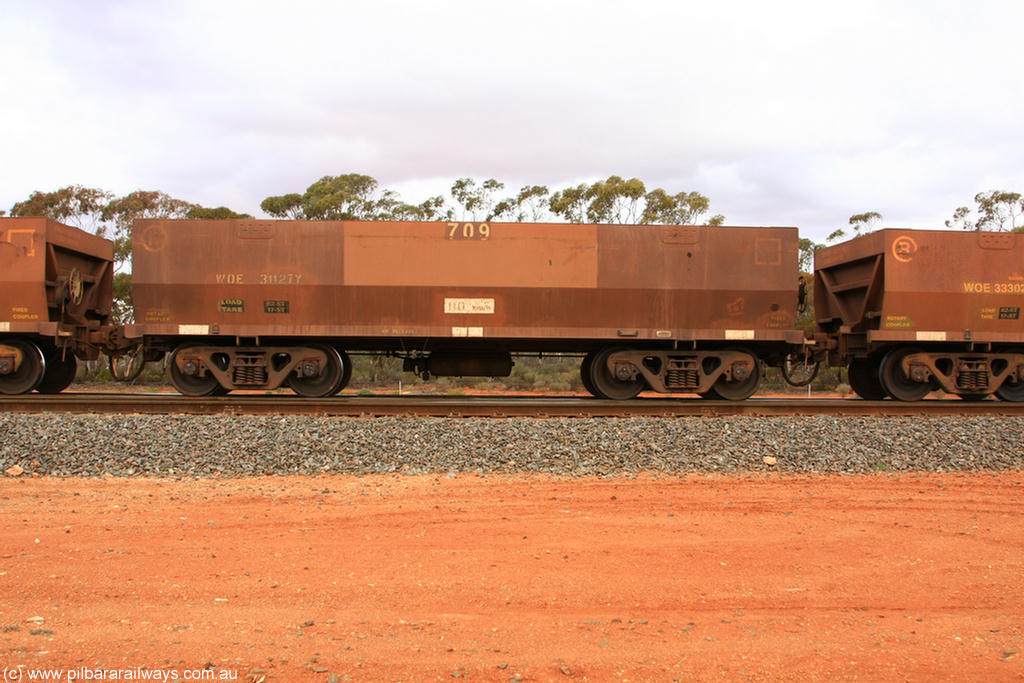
left=814, top=229, right=1024, bottom=401
left=0, top=217, right=115, bottom=394
left=129, top=219, right=806, bottom=399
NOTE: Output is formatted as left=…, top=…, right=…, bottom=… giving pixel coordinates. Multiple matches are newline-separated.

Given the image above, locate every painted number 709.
left=446, top=222, right=491, bottom=240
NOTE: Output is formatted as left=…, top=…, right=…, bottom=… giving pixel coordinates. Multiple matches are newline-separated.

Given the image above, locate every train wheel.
left=331, top=348, right=353, bottom=395
left=0, top=339, right=46, bottom=395
left=167, top=345, right=223, bottom=397
left=996, top=382, right=1024, bottom=401
left=588, top=347, right=645, bottom=400
left=707, top=350, right=762, bottom=401
left=996, top=352, right=1024, bottom=401
left=288, top=345, right=345, bottom=398
left=879, top=348, right=931, bottom=401
left=847, top=357, right=887, bottom=400
left=579, top=352, right=599, bottom=398
left=36, top=352, right=78, bottom=394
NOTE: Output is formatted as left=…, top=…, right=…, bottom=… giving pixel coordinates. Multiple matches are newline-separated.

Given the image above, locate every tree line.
left=258, top=173, right=725, bottom=226
left=1, top=175, right=726, bottom=261
left=826, top=191, right=1024, bottom=244
left=4, top=174, right=1023, bottom=291
left=1, top=175, right=725, bottom=320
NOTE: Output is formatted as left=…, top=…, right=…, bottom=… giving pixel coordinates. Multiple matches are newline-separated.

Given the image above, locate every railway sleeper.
left=603, top=349, right=762, bottom=399
left=899, top=351, right=1024, bottom=398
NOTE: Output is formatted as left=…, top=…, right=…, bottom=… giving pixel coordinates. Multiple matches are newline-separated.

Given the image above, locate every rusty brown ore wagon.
left=0, top=218, right=115, bottom=394
left=128, top=219, right=805, bottom=399
left=815, top=229, right=1024, bottom=401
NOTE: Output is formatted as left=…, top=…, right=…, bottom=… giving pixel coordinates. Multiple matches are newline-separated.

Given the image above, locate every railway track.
left=3, top=393, right=1024, bottom=417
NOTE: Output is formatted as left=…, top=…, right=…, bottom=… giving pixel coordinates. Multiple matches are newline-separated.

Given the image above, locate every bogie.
left=580, top=347, right=764, bottom=401
left=166, top=344, right=351, bottom=398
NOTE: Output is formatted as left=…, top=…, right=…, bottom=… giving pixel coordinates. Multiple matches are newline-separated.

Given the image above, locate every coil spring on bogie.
left=666, top=368, right=699, bottom=388
left=957, top=370, right=988, bottom=391
left=957, top=360, right=989, bottom=391
left=233, top=364, right=268, bottom=386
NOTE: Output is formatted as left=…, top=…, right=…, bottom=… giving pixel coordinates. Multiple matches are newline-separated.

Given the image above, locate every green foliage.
left=409, top=195, right=451, bottom=221
left=946, top=190, right=1024, bottom=231
left=303, top=173, right=381, bottom=219
left=261, top=174, right=373, bottom=219
left=260, top=193, right=304, bottom=218
left=585, top=175, right=646, bottom=223
left=92, top=366, right=113, bottom=383
left=827, top=211, right=882, bottom=243
left=504, top=356, right=582, bottom=392
left=450, top=177, right=505, bottom=220
left=849, top=211, right=882, bottom=228
left=548, top=176, right=723, bottom=225
left=973, top=190, right=1022, bottom=231
left=547, top=183, right=591, bottom=223
left=642, top=188, right=724, bottom=226
left=112, top=272, right=133, bottom=324
left=797, top=237, right=820, bottom=274
left=378, top=192, right=452, bottom=221
left=76, top=357, right=167, bottom=387
left=493, top=185, right=550, bottom=221
left=946, top=205, right=972, bottom=231
left=261, top=174, right=449, bottom=221
left=260, top=172, right=724, bottom=227
left=10, top=185, right=113, bottom=234
left=186, top=206, right=252, bottom=219
left=849, top=211, right=882, bottom=235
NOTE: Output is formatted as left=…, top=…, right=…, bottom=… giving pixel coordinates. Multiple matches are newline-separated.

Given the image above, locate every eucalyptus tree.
left=947, top=191, right=1023, bottom=231
left=827, top=211, right=883, bottom=243
left=549, top=175, right=723, bottom=226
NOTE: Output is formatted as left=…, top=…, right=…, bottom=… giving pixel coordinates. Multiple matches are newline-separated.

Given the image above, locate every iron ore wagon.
left=0, top=217, right=115, bottom=394
left=128, top=219, right=805, bottom=399
left=814, top=229, right=1024, bottom=401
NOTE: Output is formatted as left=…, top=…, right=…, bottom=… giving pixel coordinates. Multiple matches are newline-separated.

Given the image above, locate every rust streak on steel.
left=3, top=394, right=1024, bottom=417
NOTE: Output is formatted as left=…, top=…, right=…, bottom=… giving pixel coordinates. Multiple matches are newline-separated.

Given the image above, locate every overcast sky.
left=2, top=0, right=1021, bottom=242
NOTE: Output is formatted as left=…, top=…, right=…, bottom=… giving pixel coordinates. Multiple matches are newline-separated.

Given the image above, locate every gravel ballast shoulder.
left=1, top=414, right=1022, bottom=477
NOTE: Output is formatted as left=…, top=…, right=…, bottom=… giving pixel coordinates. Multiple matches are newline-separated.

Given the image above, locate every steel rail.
left=3, top=393, right=1024, bottom=417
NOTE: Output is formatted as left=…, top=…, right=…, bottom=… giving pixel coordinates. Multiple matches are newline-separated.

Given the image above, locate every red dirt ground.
left=2, top=473, right=1022, bottom=682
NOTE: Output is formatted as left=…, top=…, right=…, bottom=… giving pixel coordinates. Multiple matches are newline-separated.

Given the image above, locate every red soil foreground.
left=1, top=473, right=1022, bottom=682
